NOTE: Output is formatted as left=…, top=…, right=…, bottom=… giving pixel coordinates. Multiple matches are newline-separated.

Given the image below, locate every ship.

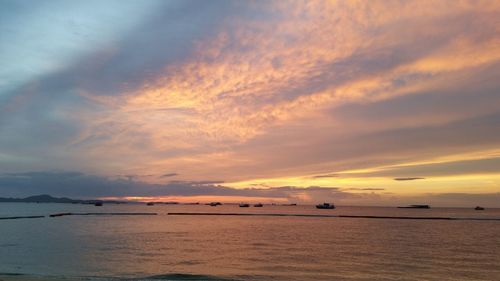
left=316, top=203, right=335, bottom=209
left=397, top=204, right=430, bottom=209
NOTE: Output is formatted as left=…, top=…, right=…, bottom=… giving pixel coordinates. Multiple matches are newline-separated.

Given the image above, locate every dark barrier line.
left=167, top=212, right=500, bottom=221
left=449, top=217, right=500, bottom=221
left=338, top=215, right=453, bottom=220
left=0, top=216, right=45, bottom=220
left=339, top=215, right=500, bottom=221
left=169, top=212, right=337, bottom=218
left=49, top=212, right=157, bottom=217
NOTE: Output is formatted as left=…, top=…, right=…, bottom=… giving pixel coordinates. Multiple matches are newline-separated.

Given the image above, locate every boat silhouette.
left=316, top=203, right=335, bottom=209
left=397, top=204, right=430, bottom=209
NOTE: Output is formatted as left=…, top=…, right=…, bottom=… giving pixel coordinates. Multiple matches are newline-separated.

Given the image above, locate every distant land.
left=0, top=194, right=123, bottom=204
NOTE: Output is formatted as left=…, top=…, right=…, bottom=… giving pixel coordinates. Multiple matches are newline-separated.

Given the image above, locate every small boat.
left=146, top=202, right=154, bottom=206
left=397, top=204, right=430, bottom=209
left=253, top=203, right=263, bottom=207
left=49, top=212, right=72, bottom=217
left=316, top=203, right=335, bottom=209
left=94, top=202, right=103, bottom=207
left=239, top=203, right=250, bottom=207
left=475, top=206, right=485, bottom=210
left=208, top=202, right=222, bottom=207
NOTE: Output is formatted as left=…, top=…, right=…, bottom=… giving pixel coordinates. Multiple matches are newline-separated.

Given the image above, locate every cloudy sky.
left=1, top=0, right=499, bottom=206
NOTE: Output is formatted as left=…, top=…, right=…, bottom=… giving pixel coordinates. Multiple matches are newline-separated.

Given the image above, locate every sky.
left=1, top=0, right=500, bottom=206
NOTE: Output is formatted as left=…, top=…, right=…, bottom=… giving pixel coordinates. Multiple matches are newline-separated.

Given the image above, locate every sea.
left=1, top=203, right=499, bottom=281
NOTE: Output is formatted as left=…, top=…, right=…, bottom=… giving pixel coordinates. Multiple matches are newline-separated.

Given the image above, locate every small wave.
left=0, top=273, right=238, bottom=281
left=146, top=273, right=238, bottom=281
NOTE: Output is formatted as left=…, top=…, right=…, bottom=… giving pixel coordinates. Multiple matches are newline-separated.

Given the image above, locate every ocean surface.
left=1, top=203, right=500, bottom=281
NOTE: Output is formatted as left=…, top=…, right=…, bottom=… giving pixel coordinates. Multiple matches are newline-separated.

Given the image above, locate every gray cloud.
left=344, top=188, right=386, bottom=191
left=0, top=171, right=350, bottom=202
left=0, top=171, right=498, bottom=207
left=357, top=156, right=500, bottom=179
left=161, top=173, right=178, bottom=178
left=168, top=180, right=225, bottom=186
left=394, top=178, right=425, bottom=181
left=0, top=0, right=237, bottom=171
left=311, top=173, right=338, bottom=178
left=233, top=104, right=500, bottom=180
left=116, top=174, right=155, bottom=181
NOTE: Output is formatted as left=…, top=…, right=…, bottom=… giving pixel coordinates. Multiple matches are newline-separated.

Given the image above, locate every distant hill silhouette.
left=0, top=194, right=123, bottom=204
left=0, top=194, right=81, bottom=203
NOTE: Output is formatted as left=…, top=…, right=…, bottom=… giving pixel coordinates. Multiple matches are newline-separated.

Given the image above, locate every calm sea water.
left=1, top=203, right=500, bottom=281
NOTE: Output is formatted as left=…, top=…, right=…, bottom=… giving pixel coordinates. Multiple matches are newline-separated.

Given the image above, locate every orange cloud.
left=73, top=0, right=500, bottom=193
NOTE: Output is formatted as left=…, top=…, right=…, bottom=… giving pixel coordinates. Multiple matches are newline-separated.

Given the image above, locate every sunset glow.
left=1, top=0, right=500, bottom=206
